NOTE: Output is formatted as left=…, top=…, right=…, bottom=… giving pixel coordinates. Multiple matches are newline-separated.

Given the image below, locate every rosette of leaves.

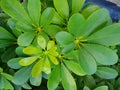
left=0, top=0, right=61, bottom=46
left=0, top=67, right=14, bottom=90
left=56, top=8, right=120, bottom=76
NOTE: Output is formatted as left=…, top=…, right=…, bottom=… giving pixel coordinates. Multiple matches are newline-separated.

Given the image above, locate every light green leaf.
left=68, top=13, right=85, bottom=36
left=84, top=44, right=118, bottom=65
left=4, top=78, right=14, bottom=90
left=0, top=27, right=15, bottom=40
left=88, top=23, right=120, bottom=46
left=96, top=67, right=118, bottom=79
left=61, top=63, right=77, bottom=90
left=0, top=77, right=4, bottom=89
left=64, top=60, right=86, bottom=76
left=2, top=73, right=13, bottom=81
left=13, top=65, right=33, bottom=85
left=47, top=65, right=60, bottom=90
left=94, top=86, right=108, bottom=90
left=19, top=56, right=38, bottom=66
left=30, top=73, right=42, bottom=86
left=28, top=0, right=41, bottom=25
left=77, top=8, right=110, bottom=37
left=32, top=59, right=44, bottom=77
left=78, top=48, right=97, bottom=75
left=83, top=86, right=90, bottom=90
left=47, top=41, right=55, bottom=50
left=7, top=58, right=22, bottom=69
left=1, top=0, right=31, bottom=24
left=48, top=55, right=59, bottom=65
left=0, top=67, right=3, bottom=72
left=53, top=0, right=69, bottom=19
left=56, top=31, right=75, bottom=47
left=37, top=35, right=46, bottom=49
left=72, top=0, right=85, bottom=13
left=40, top=8, right=55, bottom=26
left=23, top=46, right=41, bottom=55
left=43, top=57, right=51, bottom=74
left=17, top=32, right=35, bottom=46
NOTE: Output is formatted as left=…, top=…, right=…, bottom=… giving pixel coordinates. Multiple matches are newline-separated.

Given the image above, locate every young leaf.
left=94, top=86, right=108, bottom=90
left=53, top=0, right=69, bottom=19
left=68, top=13, right=85, bottom=36
left=48, top=55, right=59, bottom=65
left=47, top=65, right=60, bottom=90
left=13, top=65, right=33, bottom=85
left=28, top=0, right=41, bottom=25
left=47, top=41, right=55, bottom=50
left=78, top=48, right=97, bottom=75
left=32, top=59, right=44, bottom=77
left=96, top=67, right=118, bottom=79
left=72, top=0, right=85, bottom=13
left=61, top=63, right=77, bottom=90
left=64, top=60, right=86, bottom=76
left=56, top=31, right=75, bottom=47
left=40, top=8, right=55, bottom=26
left=7, top=58, right=22, bottom=69
left=0, top=77, right=4, bottom=89
left=30, top=73, right=42, bottom=86
left=19, top=56, right=38, bottom=66
left=88, top=23, right=120, bottom=46
left=1, top=0, right=31, bottom=24
left=84, top=44, right=118, bottom=65
left=17, top=32, right=35, bottom=46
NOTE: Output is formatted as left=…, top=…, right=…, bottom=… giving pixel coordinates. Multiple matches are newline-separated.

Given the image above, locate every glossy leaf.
left=19, top=56, right=38, bottom=66
left=32, top=59, right=44, bottom=77
left=94, top=86, right=108, bottom=90
left=68, top=13, right=85, bottom=36
left=61, top=63, right=77, bottom=90
left=47, top=65, right=60, bottom=90
left=1, top=0, right=31, bottom=24
left=72, top=0, right=85, bottom=13
left=7, top=58, right=22, bottom=69
left=28, top=0, right=41, bottom=25
left=30, top=73, right=42, bottom=86
left=53, top=0, right=69, bottom=19
left=64, top=60, right=86, bottom=76
left=96, top=67, right=118, bottom=79
left=56, top=31, right=74, bottom=47
left=17, top=32, right=35, bottom=46
left=84, top=44, right=118, bottom=65
left=88, top=23, right=120, bottom=46
left=78, top=48, right=97, bottom=75
left=13, top=65, right=33, bottom=85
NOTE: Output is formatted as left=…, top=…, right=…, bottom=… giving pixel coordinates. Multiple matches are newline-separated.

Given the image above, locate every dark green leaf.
left=0, top=40, right=14, bottom=48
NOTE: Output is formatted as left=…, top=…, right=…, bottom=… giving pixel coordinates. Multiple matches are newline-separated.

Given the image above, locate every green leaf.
left=72, top=0, right=85, bottom=13
left=7, top=58, right=22, bottom=69
left=0, top=68, right=3, bottom=72
left=44, top=25, right=61, bottom=38
left=48, top=55, right=59, bottom=65
left=23, top=46, right=41, bottom=55
left=0, top=40, right=14, bottom=48
left=83, top=86, right=90, bottom=90
left=78, top=48, right=97, bottom=75
left=19, top=56, right=38, bottom=66
left=17, top=32, right=35, bottom=46
left=13, top=65, right=33, bottom=85
left=21, top=83, right=32, bottom=89
left=82, top=5, right=100, bottom=18
left=3, top=78, right=14, bottom=90
left=40, top=8, right=55, bottom=26
left=30, top=73, right=42, bottom=86
left=15, top=47, right=27, bottom=57
left=0, top=77, right=4, bottom=89
left=37, top=35, right=46, bottom=49
left=84, top=44, right=118, bottom=65
left=47, top=41, right=55, bottom=50
left=2, top=73, right=13, bottom=81
left=64, top=60, right=86, bottom=76
left=32, top=59, right=44, bottom=77
left=0, top=27, right=15, bottom=40
left=88, top=23, right=120, bottom=46
left=61, top=63, right=77, bottom=90
left=94, top=86, right=108, bottom=90
left=56, top=31, right=74, bottom=47
left=28, top=0, right=41, bottom=25
left=1, top=0, right=31, bottom=24
left=43, top=57, right=51, bottom=74
left=68, top=13, right=85, bottom=36
left=47, top=65, right=60, bottom=90
left=96, top=67, right=118, bottom=79
left=77, top=8, right=110, bottom=37
left=62, top=43, right=75, bottom=53
left=53, top=0, right=69, bottom=19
